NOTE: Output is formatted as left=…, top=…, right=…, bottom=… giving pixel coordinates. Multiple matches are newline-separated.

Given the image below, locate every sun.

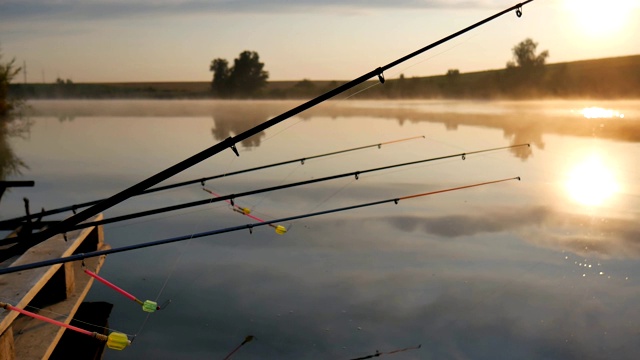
left=564, top=0, right=638, bottom=37
left=565, top=154, right=619, bottom=207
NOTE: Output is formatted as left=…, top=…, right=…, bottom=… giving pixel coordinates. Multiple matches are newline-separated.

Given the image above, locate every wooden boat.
left=0, top=214, right=110, bottom=360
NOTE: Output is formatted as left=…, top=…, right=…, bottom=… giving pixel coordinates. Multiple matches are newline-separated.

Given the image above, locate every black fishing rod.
left=4, top=144, right=527, bottom=237
left=0, top=136, right=424, bottom=227
left=349, top=344, right=422, bottom=360
left=3, top=0, right=534, bottom=262
left=0, top=176, right=520, bottom=275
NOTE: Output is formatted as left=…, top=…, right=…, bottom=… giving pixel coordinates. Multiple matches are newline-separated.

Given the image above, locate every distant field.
left=10, top=55, right=640, bottom=99
left=98, top=80, right=345, bottom=96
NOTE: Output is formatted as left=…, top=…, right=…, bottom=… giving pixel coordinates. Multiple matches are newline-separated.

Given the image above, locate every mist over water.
left=3, top=99, right=640, bottom=359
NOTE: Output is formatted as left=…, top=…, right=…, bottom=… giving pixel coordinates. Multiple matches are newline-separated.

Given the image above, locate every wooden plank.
left=0, top=213, right=104, bottom=338
left=0, top=327, right=14, bottom=360
left=11, top=245, right=110, bottom=360
left=50, top=302, right=114, bottom=360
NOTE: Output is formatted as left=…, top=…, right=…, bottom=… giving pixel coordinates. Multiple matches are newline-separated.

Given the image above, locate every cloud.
left=380, top=206, right=640, bottom=258
left=386, top=206, right=550, bottom=237
left=0, top=0, right=514, bottom=21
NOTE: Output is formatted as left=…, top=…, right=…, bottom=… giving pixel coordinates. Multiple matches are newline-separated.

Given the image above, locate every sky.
left=1, top=0, right=639, bottom=83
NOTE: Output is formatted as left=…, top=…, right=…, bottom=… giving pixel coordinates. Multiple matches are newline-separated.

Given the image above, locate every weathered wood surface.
left=0, top=214, right=107, bottom=360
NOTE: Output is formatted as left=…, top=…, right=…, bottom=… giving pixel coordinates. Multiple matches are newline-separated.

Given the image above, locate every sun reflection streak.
left=577, top=107, right=625, bottom=119
left=565, top=154, right=620, bottom=206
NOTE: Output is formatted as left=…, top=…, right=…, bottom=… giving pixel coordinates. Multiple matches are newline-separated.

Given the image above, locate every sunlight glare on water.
left=565, top=153, right=620, bottom=206
left=576, top=106, right=625, bottom=119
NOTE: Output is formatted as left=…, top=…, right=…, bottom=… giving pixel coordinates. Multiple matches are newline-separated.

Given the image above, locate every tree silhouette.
left=505, top=38, right=549, bottom=95
left=210, top=58, right=231, bottom=97
left=0, top=48, right=29, bottom=180
left=507, top=38, right=549, bottom=69
left=0, top=49, right=21, bottom=117
left=209, top=51, right=269, bottom=98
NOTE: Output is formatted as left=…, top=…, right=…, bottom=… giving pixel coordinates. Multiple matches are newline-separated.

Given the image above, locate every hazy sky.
left=1, top=0, right=639, bottom=82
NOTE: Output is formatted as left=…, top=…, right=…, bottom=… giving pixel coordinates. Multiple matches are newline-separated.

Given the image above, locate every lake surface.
left=2, top=99, right=639, bottom=359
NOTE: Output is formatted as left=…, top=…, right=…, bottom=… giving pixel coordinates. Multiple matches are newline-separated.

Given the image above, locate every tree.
left=507, top=38, right=549, bottom=69
left=0, top=50, right=21, bottom=117
left=0, top=48, right=28, bottom=180
left=210, top=58, right=231, bottom=96
left=504, top=38, right=550, bottom=97
left=446, top=69, right=460, bottom=79
left=209, top=51, right=269, bottom=98
left=55, top=77, right=73, bottom=85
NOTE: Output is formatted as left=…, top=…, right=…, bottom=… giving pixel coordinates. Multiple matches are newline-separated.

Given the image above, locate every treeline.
left=9, top=55, right=640, bottom=100
left=364, top=55, right=640, bottom=99
left=9, top=81, right=212, bottom=99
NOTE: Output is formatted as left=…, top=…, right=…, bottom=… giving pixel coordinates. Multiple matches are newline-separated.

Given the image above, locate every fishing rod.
left=0, top=176, right=520, bottom=275
left=83, top=268, right=167, bottom=313
left=6, top=144, right=526, bottom=237
left=223, top=335, right=255, bottom=360
left=0, top=136, right=425, bottom=227
left=2, top=0, right=535, bottom=262
left=349, top=344, right=422, bottom=360
left=0, top=302, right=131, bottom=351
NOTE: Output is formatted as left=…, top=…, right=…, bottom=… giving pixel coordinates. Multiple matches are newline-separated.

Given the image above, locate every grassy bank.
left=9, top=55, right=640, bottom=100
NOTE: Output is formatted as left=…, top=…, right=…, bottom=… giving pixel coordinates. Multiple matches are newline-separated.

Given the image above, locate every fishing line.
left=259, top=116, right=306, bottom=144
left=355, top=153, right=465, bottom=182
left=343, top=81, right=381, bottom=100
left=342, top=31, right=482, bottom=101
left=423, top=134, right=470, bottom=153
left=307, top=177, right=357, bottom=213
left=390, top=31, right=483, bottom=80
left=104, top=199, right=229, bottom=233
left=101, top=198, right=221, bottom=341
left=136, top=198, right=212, bottom=324
left=246, top=157, right=302, bottom=213
left=131, top=194, right=219, bottom=341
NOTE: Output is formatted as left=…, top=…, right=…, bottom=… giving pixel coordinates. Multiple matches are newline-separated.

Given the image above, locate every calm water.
left=2, top=99, right=640, bottom=359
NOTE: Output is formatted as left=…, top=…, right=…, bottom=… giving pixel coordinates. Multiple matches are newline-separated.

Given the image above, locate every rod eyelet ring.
left=376, top=68, right=385, bottom=84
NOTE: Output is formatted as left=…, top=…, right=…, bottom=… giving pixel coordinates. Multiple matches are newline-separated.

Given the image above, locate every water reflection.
left=6, top=99, right=640, bottom=359
left=0, top=115, right=30, bottom=180
left=24, top=100, right=640, bottom=157
left=577, top=107, right=625, bottom=119
left=565, top=154, right=620, bottom=206
left=382, top=205, right=639, bottom=258
left=210, top=103, right=272, bottom=148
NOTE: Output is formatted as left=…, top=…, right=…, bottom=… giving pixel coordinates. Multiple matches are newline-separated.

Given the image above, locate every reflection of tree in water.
left=401, top=113, right=544, bottom=161
left=57, top=114, right=76, bottom=122
left=0, top=114, right=31, bottom=180
left=502, top=122, right=545, bottom=160
left=210, top=103, right=274, bottom=148
left=300, top=103, right=640, bottom=161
